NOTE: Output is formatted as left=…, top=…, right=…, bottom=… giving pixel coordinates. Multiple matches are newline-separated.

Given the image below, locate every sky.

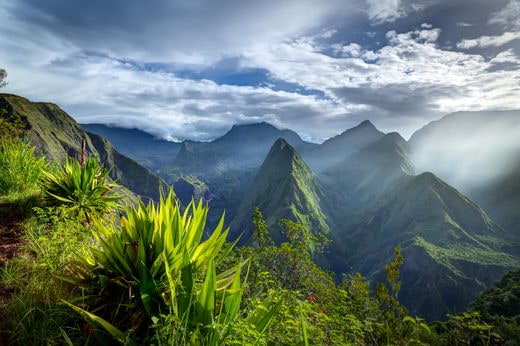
left=0, top=0, right=519, bottom=142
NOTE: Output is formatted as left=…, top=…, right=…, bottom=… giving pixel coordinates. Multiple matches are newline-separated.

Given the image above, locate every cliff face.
left=0, top=93, right=167, bottom=200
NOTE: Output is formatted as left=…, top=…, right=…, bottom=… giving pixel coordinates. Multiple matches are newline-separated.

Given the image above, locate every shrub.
left=42, top=156, right=120, bottom=220
left=0, top=138, right=47, bottom=196
left=64, top=190, right=280, bottom=344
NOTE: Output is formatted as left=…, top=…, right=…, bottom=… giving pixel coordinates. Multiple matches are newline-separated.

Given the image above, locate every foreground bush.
left=65, top=190, right=280, bottom=344
left=0, top=138, right=47, bottom=196
left=42, top=156, right=120, bottom=220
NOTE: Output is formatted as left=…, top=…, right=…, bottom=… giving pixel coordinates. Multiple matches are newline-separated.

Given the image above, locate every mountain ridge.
left=0, top=94, right=167, bottom=201
left=230, top=138, right=333, bottom=244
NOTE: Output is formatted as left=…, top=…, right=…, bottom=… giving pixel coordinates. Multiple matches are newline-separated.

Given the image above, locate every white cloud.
left=1, top=0, right=519, bottom=141
left=490, top=49, right=520, bottom=64
left=456, top=22, right=474, bottom=27
left=242, top=27, right=520, bottom=136
left=365, top=0, right=438, bottom=24
left=1, top=0, right=354, bottom=65
left=488, top=0, right=520, bottom=30
left=457, top=31, right=520, bottom=49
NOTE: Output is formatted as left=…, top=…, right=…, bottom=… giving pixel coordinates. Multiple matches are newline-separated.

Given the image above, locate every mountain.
left=322, top=132, right=415, bottom=211
left=473, top=162, right=520, bottom=242
left=37, top=107, right=520, bottom=320
left=230, top=139, right=332, bottom=243
left=0, top=94, right=167, bottom=200
left=163, top=122, right=316, bottom=180
left=80, top=123, right=181, bottom=171
left=303, top=120, right=385, bottom=172
left=338, top=172, right=520, bottom=320
left=212, top=122, right=316, bottom=156
left=469, top=269, right=520, bottom=321
left=173, top=176, right=213, bottom=206
left=409, top=110, right=520, bottom=191
left=408, top=110, right=520, bottom=236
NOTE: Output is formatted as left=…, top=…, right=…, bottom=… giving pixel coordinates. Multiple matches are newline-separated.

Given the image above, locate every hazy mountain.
left=303, top=120, right=385, bottom=172
left=473, top=162, right=520, bottom=241
left=409, top=110, right=520, bottom=236
left=163, top=122, right=315, bottom=181
left=173, top=175, right=213, bottom=206
left=81, top=123, right=181, bottom=170
left=231, top=139, right=332, bottom=243
left=0, top=94, right=167, bottom=200
left=322, top=132, right=415, bottom=211
left=409, top=110, right=520, bottom=192
left=338, top=172, right=520, bottom=320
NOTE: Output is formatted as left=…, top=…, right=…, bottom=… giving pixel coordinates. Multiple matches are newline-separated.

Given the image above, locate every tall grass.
left=0, top=138, right=47, bottom=197
left=0, top=207, right=93, bottom=344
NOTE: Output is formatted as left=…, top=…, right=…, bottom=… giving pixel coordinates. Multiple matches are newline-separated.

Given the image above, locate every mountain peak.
left=379, top=132, right=406, bottom=145
left=231, top=136, right=331, bottom=243
left=269, top=138, right=292, bottom=153
left=357, top=119, right=375, bottom=128
left=228, top=121, right=277, bottom=134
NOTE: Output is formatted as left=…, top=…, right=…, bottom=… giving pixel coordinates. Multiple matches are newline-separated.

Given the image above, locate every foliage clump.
left=0, top=138, right=47, bottom=197
left=42, top=156, right=120, bottom=220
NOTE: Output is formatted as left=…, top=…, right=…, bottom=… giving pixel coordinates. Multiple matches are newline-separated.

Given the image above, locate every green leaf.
left=61, top=300, right=133, bottom=345
left=299, top=303, right=309, bottom=346
left=196, top=259, right=216, bottom=327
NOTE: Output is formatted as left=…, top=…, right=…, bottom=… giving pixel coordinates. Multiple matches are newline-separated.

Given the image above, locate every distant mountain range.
left=6, top=95, right=514, bottom=320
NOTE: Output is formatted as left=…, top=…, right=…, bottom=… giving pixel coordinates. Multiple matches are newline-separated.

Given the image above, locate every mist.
left=409, top=110, right=520, bottom=193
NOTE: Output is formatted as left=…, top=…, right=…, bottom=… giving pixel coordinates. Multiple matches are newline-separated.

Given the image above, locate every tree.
left=251, top=207, right=272, bottom=247
left=0, top=68, right=7, bottom=88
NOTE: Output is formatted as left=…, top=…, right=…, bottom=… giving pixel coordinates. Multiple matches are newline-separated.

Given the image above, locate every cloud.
left=1, top=0, right=519, bottom=142
left=4, top=52, right=350, bottom=142
left=365, top=0, right=438, bottom=24
left=242, top=26, right=520, bottom=136
left=490, top=49, right=520, bottom=64
left=2, top=0, right=353, bottom=65
left=457, top=31, right=520, bottom=49
left=488, top=0, right=520, bottom=30
left=456, top=22, right=474, bottom=27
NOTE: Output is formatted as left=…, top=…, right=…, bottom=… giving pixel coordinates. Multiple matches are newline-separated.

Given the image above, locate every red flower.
left=306, top=294, right=317, bottom=302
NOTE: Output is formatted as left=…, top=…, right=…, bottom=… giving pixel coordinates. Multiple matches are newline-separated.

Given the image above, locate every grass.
left=0, top=139, right=48, bottom=197
left=0, top=207, right=92, bottom=344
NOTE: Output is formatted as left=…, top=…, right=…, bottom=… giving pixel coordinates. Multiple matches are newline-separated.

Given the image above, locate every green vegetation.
left=1, top=103, right=519, bottom=344
left=231, top=139, right=333, bottom=243
left=0, top=138, right=47, bottom=197
left=0, top=93, right=167, bottom=200
left=42, top=156, right=120, bottom=220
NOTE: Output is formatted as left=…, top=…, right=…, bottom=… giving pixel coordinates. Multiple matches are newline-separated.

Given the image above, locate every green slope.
left=230, top=138, right=332, bottom=243
left=323, top=132, right=415, bottom=211
left=0, top=93, right=167, bottom=200
left=338, top=172, right=520, bottom=320
left=469, top=269, right=520, bottom=320
left=473, top=162, right=520, bottom=243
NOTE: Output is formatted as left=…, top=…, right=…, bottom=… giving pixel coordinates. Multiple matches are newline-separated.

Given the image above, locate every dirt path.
left=0, top=203, right=26, bottom=345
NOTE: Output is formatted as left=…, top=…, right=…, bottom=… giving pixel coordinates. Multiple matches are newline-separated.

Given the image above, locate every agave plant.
left=65, top=190, right=281, bottom=344
left=42, top=156, right=120, bottom=220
